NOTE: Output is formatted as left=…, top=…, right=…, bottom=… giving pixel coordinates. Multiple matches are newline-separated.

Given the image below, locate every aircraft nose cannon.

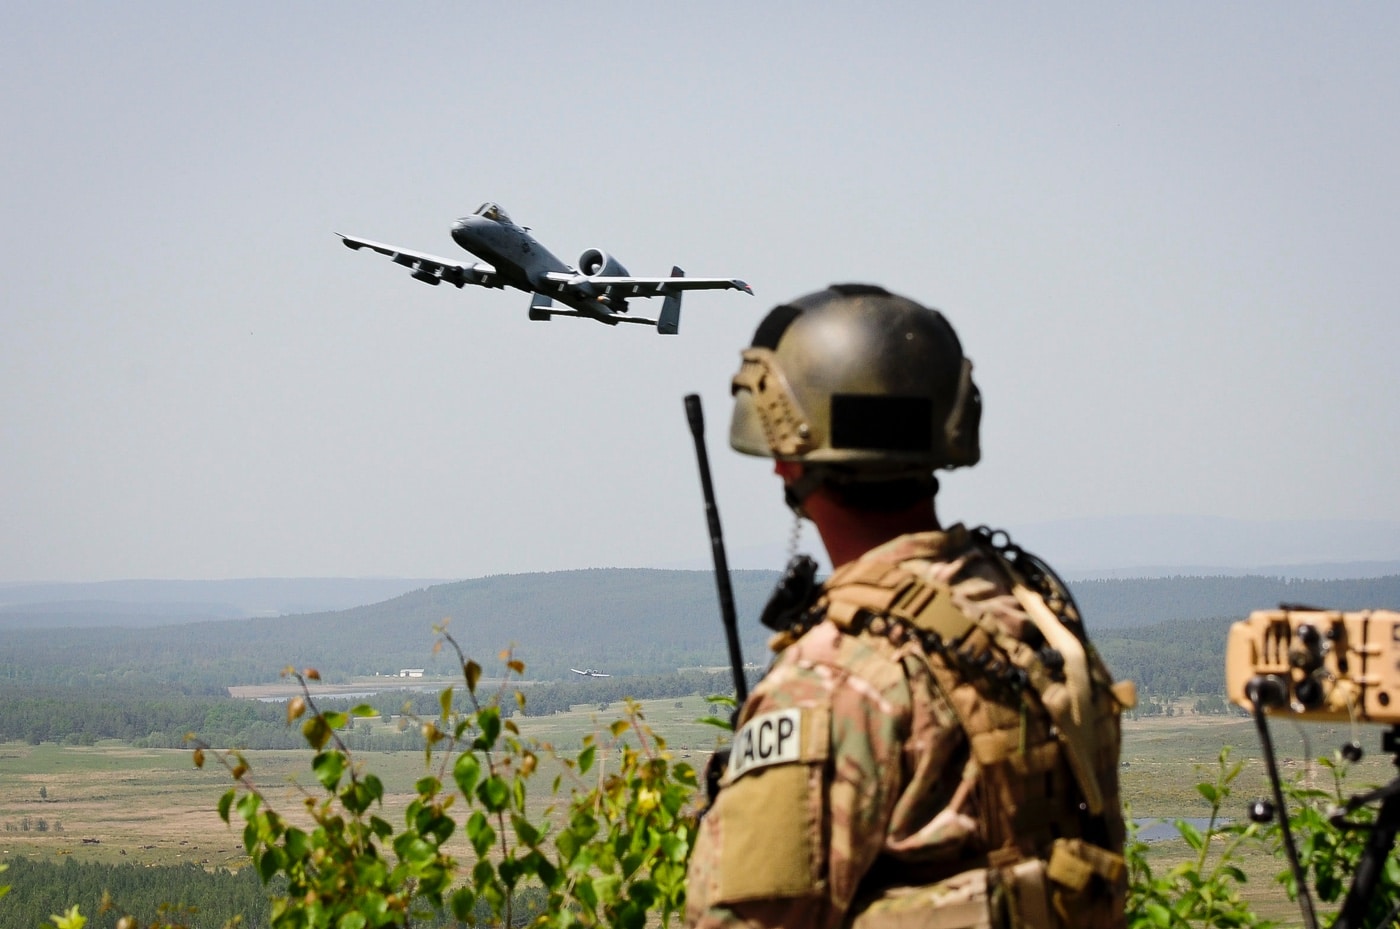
left=450, top=217, right=475, bottom=248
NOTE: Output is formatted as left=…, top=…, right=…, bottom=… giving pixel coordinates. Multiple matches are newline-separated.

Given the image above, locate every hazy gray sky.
left=3, top=3, right=1398, bottom=581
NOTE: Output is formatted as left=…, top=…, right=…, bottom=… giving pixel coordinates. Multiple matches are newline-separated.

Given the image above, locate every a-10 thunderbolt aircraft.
left=338, top=202, right=752, bottom=334
left=570, top=668, right=611, bottom=678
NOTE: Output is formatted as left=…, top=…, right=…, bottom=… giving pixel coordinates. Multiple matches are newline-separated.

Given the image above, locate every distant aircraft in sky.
left=570, top=668, right=611, bottom=678
left=338, top=202, right=752, bottom=334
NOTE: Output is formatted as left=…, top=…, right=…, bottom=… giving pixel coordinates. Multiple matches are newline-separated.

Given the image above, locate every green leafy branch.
left=1127, top=747, right=1273, bottom=929
left=188, top=623, right=702, bottom=928
left=193, top=663, right=451, bottom=928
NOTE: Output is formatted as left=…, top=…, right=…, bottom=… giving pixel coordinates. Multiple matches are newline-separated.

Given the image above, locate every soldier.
left=686, top=285, right=1131, bottom=929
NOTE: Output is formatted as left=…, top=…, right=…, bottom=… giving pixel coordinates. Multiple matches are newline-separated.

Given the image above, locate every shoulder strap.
left=822, top=560, right=976, bottom=643
left=1006, top=579, right=1106, bottom=815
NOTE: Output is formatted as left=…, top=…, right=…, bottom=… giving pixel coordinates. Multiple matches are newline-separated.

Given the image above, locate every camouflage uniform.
left=686, top=526, right=1127, bottom=929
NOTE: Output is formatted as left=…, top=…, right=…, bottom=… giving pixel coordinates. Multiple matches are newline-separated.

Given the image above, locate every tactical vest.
left=807, top=541, right=1130, bottom=929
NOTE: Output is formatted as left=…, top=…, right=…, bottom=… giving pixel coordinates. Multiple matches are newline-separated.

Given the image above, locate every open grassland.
left=0, top=694, right=730, bottom=871
left=0, top=700, right=1390, bottom=924
left=1120, top=712, right=1397, bottom=818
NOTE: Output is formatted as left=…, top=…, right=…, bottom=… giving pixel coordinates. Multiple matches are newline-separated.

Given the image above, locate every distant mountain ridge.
left=5, top=564, right=1400, bottom=637
left=0, top=577, right=457, bottom=624
left=1011, top=515, right=1400, bottom=578
left=714, top=516, right=1400, bottom=578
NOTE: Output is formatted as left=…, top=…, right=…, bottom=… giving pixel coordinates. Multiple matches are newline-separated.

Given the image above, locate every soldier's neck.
left=807, top=493, right=941, bottom=569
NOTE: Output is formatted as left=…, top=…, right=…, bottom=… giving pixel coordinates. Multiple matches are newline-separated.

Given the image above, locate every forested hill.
left=1070, top=573, right=1400, bottom=628
left=2, top=568, right=1399, bottom=693
left=0, top=569, right=782, bottom=691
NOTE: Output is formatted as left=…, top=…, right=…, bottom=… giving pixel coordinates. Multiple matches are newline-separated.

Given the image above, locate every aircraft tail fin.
left=528, top=293, right=553, bottom=321
left=657, top=266, right=684, bottom=335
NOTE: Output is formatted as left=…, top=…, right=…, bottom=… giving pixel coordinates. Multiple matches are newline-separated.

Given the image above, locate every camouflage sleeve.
left=686, top=622, right=910, bottom=929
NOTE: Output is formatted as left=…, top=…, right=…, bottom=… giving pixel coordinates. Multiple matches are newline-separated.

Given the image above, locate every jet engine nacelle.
left=577, top=248, right=630, bottom=278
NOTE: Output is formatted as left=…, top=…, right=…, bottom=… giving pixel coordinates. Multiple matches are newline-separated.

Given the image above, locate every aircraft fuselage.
left=451, top=214, right=613, bottom=317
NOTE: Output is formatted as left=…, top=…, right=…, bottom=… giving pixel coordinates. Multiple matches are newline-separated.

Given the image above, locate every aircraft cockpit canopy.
left=475, top=202, right=511, bottom=224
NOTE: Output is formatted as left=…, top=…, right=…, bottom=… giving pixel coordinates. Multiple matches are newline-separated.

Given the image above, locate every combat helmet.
left=729, top=284, right=980, bottom=475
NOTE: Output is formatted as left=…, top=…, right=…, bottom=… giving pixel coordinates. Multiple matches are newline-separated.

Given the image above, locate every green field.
left=0, top=700, right=1389, bottom=924
left=0, top=694, right=731, bottom=870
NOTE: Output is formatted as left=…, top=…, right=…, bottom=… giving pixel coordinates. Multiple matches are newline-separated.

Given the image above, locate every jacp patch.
left=727, top=708, right=804, bottom=780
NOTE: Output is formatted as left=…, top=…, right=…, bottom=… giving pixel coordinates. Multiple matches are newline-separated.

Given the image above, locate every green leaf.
left=1143, top=901, right=1173, bottom=927
left=350, top=703, right=377, bottom=717
left=217, top=789, right=236, bottom=824
left=439, top=686, right=454, bottom=719
left=257, top=846, right=284, bottom=883
left=465, top=660, right=482, bottom=693
left=312, top=751, right=345, bottom=790
left=576, top=877, right=599, bottom=912
left=236, top=792, right=261, bottom=821
left=1176, top=820, right=1205, bottom=852
left=476, top=706, right=502, bottom=749
left=477, top=775, right=510, bottom=812
left=512, top=813, right=541, bottom=847
left=473, top=858, right=497, bottom=891
left=283, top=827, right=309, bottom=862
left=450, top=887, right=476, bottom=921
left=398, top=836, right=437, bottom=869
left=302, top=715, right=331, bottom=750
left=556, top=828, right=580, bottom=864
left=499, top=854, right=523, bottom=890
left=578, top=744, right=596, bottom=775
left=527, top=850, right=559, bottom=888
left=453, top=754, right=481, bottom=798
left=659, top=832, right=688, bottom=862
left=466, top=811, right=496, bottom=857
left=47, top=905, right=87, bottom=929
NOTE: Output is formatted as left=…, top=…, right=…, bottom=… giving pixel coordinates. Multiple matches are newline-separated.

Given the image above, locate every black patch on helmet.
left=750, top=304, right=804, bottom=350
left=830, top=395, right=933, bottom=451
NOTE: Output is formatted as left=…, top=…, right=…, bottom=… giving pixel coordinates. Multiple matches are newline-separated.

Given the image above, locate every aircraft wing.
left=544, top=272, right=752, bottom=297
left=338, top=234, right=501, bottom=288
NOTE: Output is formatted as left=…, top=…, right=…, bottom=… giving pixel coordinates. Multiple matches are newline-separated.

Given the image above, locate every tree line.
left=0, top=671, right=749, bottom=749
left=1, top=858, right=272, bottom=928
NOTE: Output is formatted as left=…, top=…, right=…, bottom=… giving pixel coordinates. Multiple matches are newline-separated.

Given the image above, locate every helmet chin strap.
left=782, top=468, right=826, bottom=520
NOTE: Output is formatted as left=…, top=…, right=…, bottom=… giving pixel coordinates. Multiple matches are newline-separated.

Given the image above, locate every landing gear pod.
left=529, top=293, right=553, bottom=322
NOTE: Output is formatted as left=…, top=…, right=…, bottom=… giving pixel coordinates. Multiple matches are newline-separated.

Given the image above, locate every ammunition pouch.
left=1044, top=838, right=1126, bottom=928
